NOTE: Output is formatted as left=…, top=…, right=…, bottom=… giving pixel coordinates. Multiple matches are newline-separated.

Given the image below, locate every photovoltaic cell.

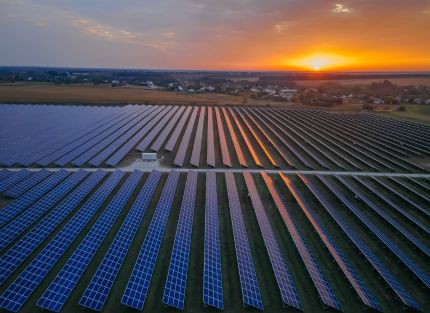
left=0, top=171, right=125, bottom=313
left=280, top=173, right=380, bottom=311
left=0, top=170, right=32, bottom=193
left=299, top=174, right=421, bottom=311
left=0, top=170, right=106, bottom=285
left=0, top=170, right=13, bottom=182
left=261, top=173, right=340, bottom=311
left=163, top=171, right=198, bottom=310
left=203, top=172, right=223, bottom=309
left=225, top=172, right=263, bottom=310
left=79, top=170, right=162, bottom=311
left=0, top=170, right=88, bottom=252
left=37, top=170, right=143, bottom=312
left=0, top=169, right=69, bottom=228
left=122, top=171, right=181, bottom=310
left=3, top=169, right=51, bottom=198
left=243, top=172, right=302, bottom=310
left=190, top=108, right=205, bottom=167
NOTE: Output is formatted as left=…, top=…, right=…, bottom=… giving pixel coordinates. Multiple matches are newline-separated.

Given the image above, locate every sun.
left=286, top=53, right=355, bottom=71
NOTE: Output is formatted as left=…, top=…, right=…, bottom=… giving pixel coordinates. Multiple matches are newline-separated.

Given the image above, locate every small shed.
left=141, top=153, right=158, bottom=161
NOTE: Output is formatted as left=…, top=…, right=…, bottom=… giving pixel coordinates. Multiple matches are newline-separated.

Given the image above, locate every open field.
left=295, top=77, right=430, bottom=87
left=380, top=105, right=430, bottom=124
left=0, top=170, right=429, bottom=313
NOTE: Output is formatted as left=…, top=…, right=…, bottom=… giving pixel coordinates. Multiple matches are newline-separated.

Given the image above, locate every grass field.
left=381, top=105, right=430, bottom=124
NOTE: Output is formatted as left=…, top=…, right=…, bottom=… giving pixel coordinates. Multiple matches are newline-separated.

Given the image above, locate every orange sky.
left=1, top=1, right=430, bottom=71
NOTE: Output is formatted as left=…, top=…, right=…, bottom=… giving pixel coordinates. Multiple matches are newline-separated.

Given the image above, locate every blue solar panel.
left=323, top=175, right=430, bottom=289
left=150, top=106, right=186, bottom=152
left=0, top=170, right=106, bottom=285
left=174, top=107, right=198, bottom=167
left=122, top=171, right=180, bottom=310
left=0, top=170, right=88, bottom=253
left=90, top=106, right=163, bottom=166
left=261, top=172, right=340, bottom=311
left=243, top=172, right=302, bottom=310
left=225, top=172, right=263, bottom=310
left=0, top=169, right=13, bottom=182
left=79, top=170, right=162, bottom=311
left=37, top=170, right=142, bottom=312
left=281, top=173, right=380, bottom=311
left=190, top=108, right=205, bottom=167
left=206, top=107, right=216, bottom=167
left=0, top=170, right=32, bottom=193
left=0, top=169, right=69, bottom=228
left=202, top=172, right=224, bottom=309
left=165, top=107, right=192, bottom=152
left=0, top=171, right=125, bottom=313
left=215, top=107, right=231, bottom=167
left=162, top=171, right=198, bottom=310
left=300, top=174, right=420, bottom=311
left=3, top=169, right=52, bottom=198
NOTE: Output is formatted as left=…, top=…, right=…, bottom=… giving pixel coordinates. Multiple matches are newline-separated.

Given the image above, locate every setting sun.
left=285, top=53, right=356, bottom=71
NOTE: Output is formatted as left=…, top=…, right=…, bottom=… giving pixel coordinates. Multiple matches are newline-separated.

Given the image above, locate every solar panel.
left=79, top=170, right=162, bottom=311
left=150, top=106, right=186, bottom=152
left=0, top=170, right=32, bottom=192
left=280, top=173, right=380, bottom=311
left=190, top=107, right=206, bottom=167
left=243, top=172, right=302, bottom=310
left=229, top=108, right=262, bottom=167
left=54, top=106, right=143, bottom=166
left=0, top=169, right=69, bottom=228
left=0, top=169, right=13, bottom=183
left=0, top=171, right=124, bottom=313
left=37, top=170, right=143, bottom=312
left=261, top=173, right=340, bottom=311
left=162, top=171, right=198, bottom=310
left=89, top=106, right=162, bottom=166
left=207, top=107, right=216, bottom=167
left=327, top=175, right=430, bottom=288
left=122, top=171, right=180, bottom=310
left=174, top=107, right=198, bottom=167
left=225, top=172, right=263, bottom=310
left=135, top=106, right=178, bottom=151
left=221, top=108, right=247, bottom=167
left=203, top=172, right=223, bottom=309
left=3, top=169, right=51, bottom=198
left=0, top=170, right=88, bottom=253
left=391, top=177, right=430, bottom=203
left=71, top=107, right=151, bottom=166
left=299, top=174, right=421, bottom=311
left=236, top=109, right=278, bottom=168
left=215, top=107, right=231, bottom=167
left=165, top=107, right=192, bottom=151
left=0, top=170, right=106, bottom=285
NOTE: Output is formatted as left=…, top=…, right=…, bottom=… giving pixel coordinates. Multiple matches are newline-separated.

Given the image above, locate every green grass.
left=383, top=105, right=430, bottom=124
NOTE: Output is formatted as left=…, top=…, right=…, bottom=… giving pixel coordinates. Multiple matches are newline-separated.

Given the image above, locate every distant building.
left=141, top=153, right=157, bottom=161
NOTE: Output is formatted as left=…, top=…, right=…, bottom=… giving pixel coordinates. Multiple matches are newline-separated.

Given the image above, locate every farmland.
left=0, top=103, right=429, bottom=313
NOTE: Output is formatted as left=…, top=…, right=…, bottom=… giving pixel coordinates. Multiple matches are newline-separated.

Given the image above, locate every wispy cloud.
left=73, top=18, right=141, bottom=42
left=332, top=3, right=351, bottom=14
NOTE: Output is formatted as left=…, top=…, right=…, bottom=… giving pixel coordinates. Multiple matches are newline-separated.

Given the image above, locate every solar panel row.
left=165, top=107, right=192, bottom=152
left=299, top=174, right=420, bottom=311
left=261, top=173, right=340, bottom=311
left=243, top=172, right=302, bottom=310
left=0, top=170, right=32, bottom=193
left=0, top=170, right=106, bottom=285
left=190, top=107, right=206, bottom=167
left=0, top=170, right=89, bottom=252
left=150, top=106, right=186, bottom=152
left=222, top=107, right=247, bottom=167
left=79, top=170, right=161, bottom=311
left=203, top=172, right=224, bottom=309
left=163, top=171, right=198, bottom=310
left=3, top=169, right=52, bottom=198
left=206, top=107, right=216, bottom=167
left=174, top=107, right=198, bottom=167
left=225, top=172, right=263, bottom=310
left=37, top=170, right=143, bottom=312
left=122, top=171, right=181, bottom=310
left=215, top=107, right=231, bottom=167
left=0, top=169, right=69, bottom=228
left=280, top=173, right=381, bottom=311
left=0, top=171, right=125, bottom=313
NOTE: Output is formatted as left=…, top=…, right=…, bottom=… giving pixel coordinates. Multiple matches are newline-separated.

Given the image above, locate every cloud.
left=73, top=18, right=141, bottom=42
left=332, top=3, right=351, bottom=13
left=163, top=31, right=176, bottom=39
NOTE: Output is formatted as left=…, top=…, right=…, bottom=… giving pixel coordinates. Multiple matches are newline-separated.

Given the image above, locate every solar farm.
left=0, top=103, right=429, bottom=313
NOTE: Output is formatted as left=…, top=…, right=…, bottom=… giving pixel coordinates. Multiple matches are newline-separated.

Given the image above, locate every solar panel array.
left=280, top=173, right=381, bottom=311
left=243, top=172, right=302, bottom=310
left=261, top=173, right=340, bottom=311
left=215, top=107, right=232, bottom=167
left=37, top=170, right=142, bottom=312
left=150, top=106, right=186, bottom=152
left=122, top=171, right=180, bottom=310
left=0, top=170, right=32, bottom=192
left=163, top=171, right=198, bottom=310
left=3, top=169, right=51, bottom=198
left=174, top=107, right=198, bottom=167
left=206, top=107, right=216, bottom=167
left=222, top=107, right=247, bottom=167
left=165, top=107, right=192, bottom=151
left=0, top=171, right=125, bottom=313
left=225, top=172, right=263, bottom=310
left=190, top=107, right=205, bottom=167
left=0, top=170, right=106, bottom=285
left=203, top=172, right=224, bottom=309
left=79, top=170, right=162, bottom=311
